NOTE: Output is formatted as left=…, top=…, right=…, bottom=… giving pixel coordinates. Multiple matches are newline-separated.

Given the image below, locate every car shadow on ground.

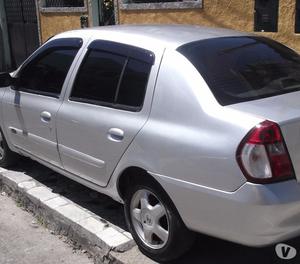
left=10, top=158, right=300, bottom=264
left=170, top=234, right=299, bottom=264
left=12, top=157, right=127, bottom=231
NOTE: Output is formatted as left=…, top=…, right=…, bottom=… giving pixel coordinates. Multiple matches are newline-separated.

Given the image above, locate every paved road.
left=0, top=193, right=93, bottom=264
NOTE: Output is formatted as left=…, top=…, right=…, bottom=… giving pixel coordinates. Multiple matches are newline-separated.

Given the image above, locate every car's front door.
left=56, top=40, right=159, bottom=186
left=2, top=38, right=83, bottom=167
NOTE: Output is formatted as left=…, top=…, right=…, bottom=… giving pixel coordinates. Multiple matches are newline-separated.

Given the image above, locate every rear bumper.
left=150, top=172, right=300, bottom=247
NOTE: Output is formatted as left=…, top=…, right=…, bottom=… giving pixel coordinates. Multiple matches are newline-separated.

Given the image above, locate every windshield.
left=177, top=36, right=300, bottom=106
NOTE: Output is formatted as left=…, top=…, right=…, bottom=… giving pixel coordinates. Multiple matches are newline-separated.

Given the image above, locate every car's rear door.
left=56, top=39, right=160, bottom=186
left=2, top=38, right=83, bottom=167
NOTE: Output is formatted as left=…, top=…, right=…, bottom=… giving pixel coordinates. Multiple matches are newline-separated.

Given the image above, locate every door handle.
left=107, top=128, right=124, bottom=142
left=40, top=111, right=51, bottom=123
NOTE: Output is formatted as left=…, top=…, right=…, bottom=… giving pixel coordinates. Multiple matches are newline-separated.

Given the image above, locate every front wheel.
left=124, top=178, right=195, bottom=262
left=0, top=130, right=19, bottom=167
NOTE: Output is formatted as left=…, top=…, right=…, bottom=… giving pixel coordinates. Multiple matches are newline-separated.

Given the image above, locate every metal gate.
left=103, top=0, right=115, bottom=25
left=254, top=0, right=279, bottom=32
left=98, top=0, right=115, bottom=26
left=4, top=0, right=39, bottom=68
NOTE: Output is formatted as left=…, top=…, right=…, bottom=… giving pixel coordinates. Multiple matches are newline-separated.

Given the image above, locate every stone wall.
left=39, top=12, right=87, bottom=42
left=37, top=0, right=90, bottom=43
left=118, top=0, right=300, bottom=52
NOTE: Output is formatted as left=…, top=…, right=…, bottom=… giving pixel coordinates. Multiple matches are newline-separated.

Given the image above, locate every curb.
left=0, top=168, right=136, bottom=264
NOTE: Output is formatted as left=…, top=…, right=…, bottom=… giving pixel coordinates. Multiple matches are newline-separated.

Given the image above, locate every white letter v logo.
left=275, top=243, right=297, bottom=260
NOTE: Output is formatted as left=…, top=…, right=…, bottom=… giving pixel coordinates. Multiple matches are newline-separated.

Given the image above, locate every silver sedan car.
left=1, top=25, right=300, bottom=262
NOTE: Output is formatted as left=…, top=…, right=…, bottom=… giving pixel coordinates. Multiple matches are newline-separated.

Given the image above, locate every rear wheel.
left=124, top=178, right=195, bottom=262
left=0, top=130, right=18, bottom=167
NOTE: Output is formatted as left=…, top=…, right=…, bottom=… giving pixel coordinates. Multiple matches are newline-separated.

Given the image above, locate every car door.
left=2, top=38, right=83, bottom=167
left=56, top=39, right=159, bottom=186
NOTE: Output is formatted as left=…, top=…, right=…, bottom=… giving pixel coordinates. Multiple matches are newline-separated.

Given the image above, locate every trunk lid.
left=228, top=91, right=300, bottom=182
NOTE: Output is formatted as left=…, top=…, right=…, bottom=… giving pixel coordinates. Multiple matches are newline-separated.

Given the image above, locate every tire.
left=124, top=177, right=195, bottom=262
left=0, top=130, right=18, bottom=167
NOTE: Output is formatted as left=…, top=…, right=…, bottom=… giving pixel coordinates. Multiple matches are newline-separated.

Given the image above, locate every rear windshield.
left=177, top=36, right=300, bottom=106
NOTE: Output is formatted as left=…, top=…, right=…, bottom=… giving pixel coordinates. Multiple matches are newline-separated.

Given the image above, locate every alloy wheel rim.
left=130, top=189, right=169, bottom=250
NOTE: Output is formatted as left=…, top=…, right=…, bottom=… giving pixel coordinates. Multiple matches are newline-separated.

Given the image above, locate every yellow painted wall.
left=118, top=0, right=300, bottom=52
left=40, top=13, right=87, bottom=43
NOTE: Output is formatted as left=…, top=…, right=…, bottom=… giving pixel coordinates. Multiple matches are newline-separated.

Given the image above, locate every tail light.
left=236, top=120, right=295, bottom=184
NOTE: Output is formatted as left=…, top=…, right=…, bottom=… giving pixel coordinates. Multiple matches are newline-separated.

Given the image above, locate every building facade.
left=117, top=0, right=300, bottom=53
left=1, top=0, right=300, bottom=71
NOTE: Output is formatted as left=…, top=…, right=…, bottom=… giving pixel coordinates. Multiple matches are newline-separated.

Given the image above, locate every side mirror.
left=0, top=72, right=13, bottom=87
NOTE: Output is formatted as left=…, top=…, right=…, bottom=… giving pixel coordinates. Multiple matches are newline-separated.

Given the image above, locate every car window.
left=18, top=48, right=79, bottom=97
left=70, top=44, right=153, bottom=111
left=177, top=36, right=300, bottom=106
left=70, top=50, right=126, bottom=105
left=116, top=59, right=152, bottom=108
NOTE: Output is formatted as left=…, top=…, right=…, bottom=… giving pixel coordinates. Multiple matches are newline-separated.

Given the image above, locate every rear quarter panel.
left=112, top=49, right=263, bottom=193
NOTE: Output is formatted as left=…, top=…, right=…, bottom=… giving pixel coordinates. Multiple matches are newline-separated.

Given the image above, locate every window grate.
left=5, top=0, right=37, bottom=23
left=254, top=0, right=279, bottom=32
left=22, top=0, right=37, bottom=23
left=5, top=0, right=23, bottom=23
left=45, top=0, right=84, bottom=7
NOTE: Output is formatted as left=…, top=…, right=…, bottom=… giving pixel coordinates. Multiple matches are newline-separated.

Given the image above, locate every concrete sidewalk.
left=0, top=193, right=92, bottom=264
left=0, top=160, right=155, bottom=264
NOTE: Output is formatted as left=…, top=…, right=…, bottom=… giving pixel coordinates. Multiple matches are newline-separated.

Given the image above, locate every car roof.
left=56, top=24, right=249, bottom=50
